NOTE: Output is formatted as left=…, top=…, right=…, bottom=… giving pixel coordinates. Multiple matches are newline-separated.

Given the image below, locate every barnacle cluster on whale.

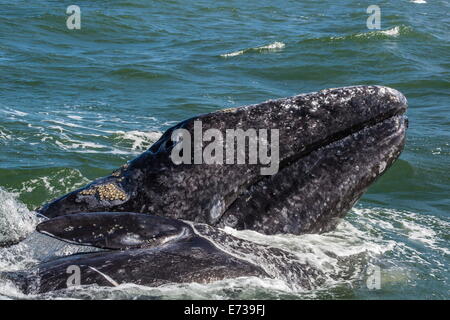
left=79, top=183, right=127, bottom=201
left=111, top=163, right=129, bottom=177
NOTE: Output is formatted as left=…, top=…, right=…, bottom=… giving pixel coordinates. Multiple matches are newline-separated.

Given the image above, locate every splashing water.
left=0, top=188, right=38, bottom=247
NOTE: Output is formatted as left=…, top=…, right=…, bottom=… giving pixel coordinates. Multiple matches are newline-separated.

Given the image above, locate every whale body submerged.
left=3, top=85, right=408, bottom=293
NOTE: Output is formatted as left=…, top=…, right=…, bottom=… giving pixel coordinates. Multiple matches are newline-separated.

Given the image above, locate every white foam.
left=380, top=26, right=400, bottom=37
left=402, top=220, right=436, bottom=246
left=55, top=139, right=108, bottom=150
left=410, top=0, right=426, bottom=3
left=351, top=207, right=450, bottom=255
left=0, top=129, right=12, bottom=141
left=331, top=26, right=403, bottom=41
left=0, top=108, right=28, bottom=117
left=221, top=42, right=285, bottom=57
left=53, top=138, right=130, bottom=155
left=113, top=130, right=162, bottom=151
left=221, top=217, right=394, bottom=288
left=221, top=50, right=245, bottom=58
left=67, top=115, right=83, bottom=120
left=0, top=281, right=28, bottom=299
left=260, top=42, right=286, bottom=50
left=15, top=168, right=90, bottom=196
left=28, top=277, right=294, bottom=300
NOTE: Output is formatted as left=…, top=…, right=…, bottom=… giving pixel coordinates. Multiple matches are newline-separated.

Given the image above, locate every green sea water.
left=0, top=0, right=448, bottom=299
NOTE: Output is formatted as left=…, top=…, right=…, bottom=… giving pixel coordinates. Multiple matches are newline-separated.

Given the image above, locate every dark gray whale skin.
left=10, top=237, right=267, bottom=294
left=6, top=85, right=408, bottom=293
left=36, top=85, right=407, bottom=235
left=10, top=212, right=323, bottom=294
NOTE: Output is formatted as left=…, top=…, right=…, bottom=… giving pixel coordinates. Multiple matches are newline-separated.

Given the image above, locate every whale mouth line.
left=241, top=109, right=406, bottom=187
left=214, top=107, right=407, bottom=226
left=280, top=110, right=407, bottom=172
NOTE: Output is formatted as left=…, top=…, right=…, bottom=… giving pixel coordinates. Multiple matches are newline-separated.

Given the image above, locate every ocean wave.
left=379, top=26, right=401, bottom=37
left=111, top=130, right=162, bottom=151
left=0, top=128, right=12, bottom=142
left=220, top=41, right=285, bottom=58
left=31, top=124, right=163, bottom=155
left=55, top=139, right=109, bottom=151
left=53, top=137, right=135, bottom=155
left=293, top=25, right=427, bottom=46
left=0, top=107, right=28, bottom=117
left=330, top=26, right=406, bottom=41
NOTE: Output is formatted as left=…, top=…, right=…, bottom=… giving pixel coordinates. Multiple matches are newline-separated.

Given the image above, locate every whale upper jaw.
left=36, top=85, right=407, bottom=235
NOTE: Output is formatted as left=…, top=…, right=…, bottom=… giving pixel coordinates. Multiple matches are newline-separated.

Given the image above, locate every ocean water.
left=0, top=0, right=448, bottom=299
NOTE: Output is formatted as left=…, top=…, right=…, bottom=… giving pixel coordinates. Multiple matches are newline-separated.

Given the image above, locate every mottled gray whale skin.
left=10, top=212, right=324, bottom=293
left=4, top=85, right=408, bottom=293
left=37, top=85, right=408, bottom=235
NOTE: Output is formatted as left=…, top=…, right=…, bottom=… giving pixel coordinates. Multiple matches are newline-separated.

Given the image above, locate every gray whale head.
left=37, top=85, right=407, bottom=235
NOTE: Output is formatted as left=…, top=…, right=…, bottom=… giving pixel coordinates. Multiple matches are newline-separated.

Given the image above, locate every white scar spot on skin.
left=88, top=266, right=119, bottom=287
left=210, top=199, right=225, bottom=222
left=160, top=227, right=191, bottom=245
left=378, top=161, right=387, bottom=174
left=120, top=233, right=143, bottom=246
